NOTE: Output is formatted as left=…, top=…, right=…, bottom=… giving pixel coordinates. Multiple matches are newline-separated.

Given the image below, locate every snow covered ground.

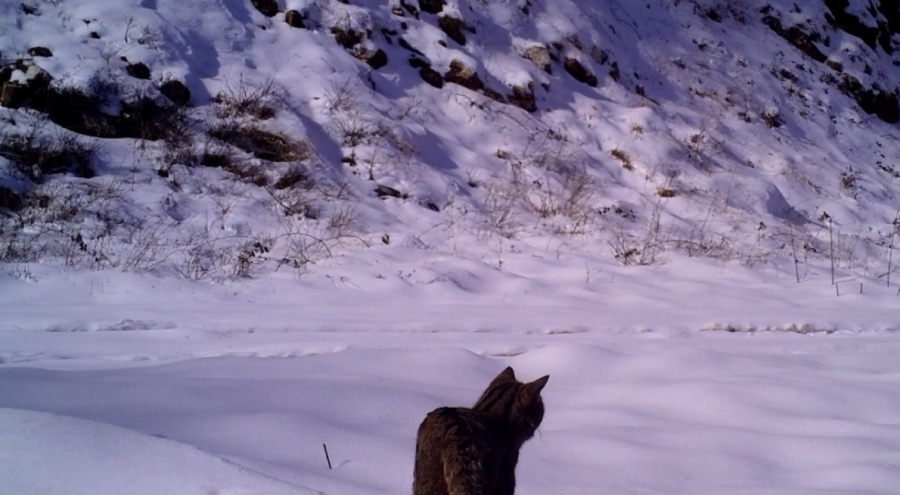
left=2, top=259, right=900, bottom=494
left=2, top=322, right=900, bottom=495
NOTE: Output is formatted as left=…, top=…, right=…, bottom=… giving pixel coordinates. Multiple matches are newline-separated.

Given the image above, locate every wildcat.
left=413, top=367, right=549, bottom=495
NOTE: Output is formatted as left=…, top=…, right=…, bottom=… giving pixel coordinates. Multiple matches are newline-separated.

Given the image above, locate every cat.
left=413, top=366, right=549, bottom=495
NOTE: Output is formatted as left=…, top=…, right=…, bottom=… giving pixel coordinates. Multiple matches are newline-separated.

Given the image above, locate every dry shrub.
left=209, top=123, right=312, bottom=162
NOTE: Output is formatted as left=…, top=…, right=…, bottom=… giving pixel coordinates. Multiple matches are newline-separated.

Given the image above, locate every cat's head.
left=473, top=367, right=549, bottom=444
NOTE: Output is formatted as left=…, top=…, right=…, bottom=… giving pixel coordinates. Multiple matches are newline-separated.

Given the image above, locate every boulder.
left=250, top=0, right=278, bottom=17
left=524, top=45, right=551, bottom=73
left=444, top=60, right=484, bottom=92
left=159, top=79, right=191, bottom=106
left=563, top=57, right=597, bottom=87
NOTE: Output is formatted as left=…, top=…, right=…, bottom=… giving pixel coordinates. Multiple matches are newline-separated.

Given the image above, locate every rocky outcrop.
left=418, top=0, right=444, bottom=14
left=523, top=45, right=552, bottom=73
left=250, top=0, right=278, bottom=17
left=159, top=79, right=191, bottom=106
left=564, top=57, right=598, bottom=87
left=444, top=60, right=484, bottom=92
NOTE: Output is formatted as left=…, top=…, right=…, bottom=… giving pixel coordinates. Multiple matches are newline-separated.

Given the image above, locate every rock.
left=27, top=46, right=52, bottom=57
left=563, top=57, right=598, bottom=87
left=0, top=62, right=52, bottom=109
left=126, top=62, right=151, bottom=79
left=508, top=83, right=536, bottom=112
left=438, top=15, right=467, bottom=45
left=20, top=3, right=38, bottom=15
left=482, top=87, right=506, bottom=103
left=419, top=67, right=444, bottom=88
left=874, top=90, right=900, bottom=123
left=589, top=46, right=608, bottom=65
left=761, top=13, right=826, bottom=63
left=0, top=187, right=23, bottom=212
left=250, top=0, right=278, bottom=17
left=285, top=10, right=305, bottom=28
left=444, top=59, right=484, bottom=92
left=366, top=49, right=388, bottom=70
left=401, top=0, right=419, bottom=17
left=608, top=61, right=620, bottom=81
left=159, top=79, right=191, bottom=106
left=418, top=0, right=444, bottom=14
left=524, top=45, right=551, bottom=73
left=375, top=184, right=405, bottom=198
left=331, top=27, right=363, bottom=49
left=408, top=57, right=429, bottom=69
left=0, top=83, right=26, bottom=108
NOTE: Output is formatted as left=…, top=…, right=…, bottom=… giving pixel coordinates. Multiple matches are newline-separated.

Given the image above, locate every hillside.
left=1, top=0, right=899, bottom=327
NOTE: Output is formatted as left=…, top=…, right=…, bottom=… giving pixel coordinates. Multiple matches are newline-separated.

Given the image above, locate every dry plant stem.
left=789, top=223, right=800, bottom=284
left=322, top=444, right=332, bottom=470
left=888, top=212, right=897, bottom=287
left=829, top=218, right=835, bottom=285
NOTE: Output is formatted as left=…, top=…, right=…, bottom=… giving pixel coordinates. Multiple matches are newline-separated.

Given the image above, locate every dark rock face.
left=438, top=16, right=467, bottom=45
left=509, top=84, right=536, bottom=112
left=873, top=90, right=900, bottom=123
left=524, top=45, right=551, bottom=73
left=400, top=0, right=419, bottom=17
left=418, top=0, right=444, bottom=14
left=250, top=0, right=278, bottom=17
left=822, top=0, right=883, bottom=51
left=838, top=74, right=900, bottom=123
left=482, top=87, right=506, bottom=103
left=366, top=49, right=389, bottom=70
left=760, top=4, right=900, bottom=124
left=331, top=27, right=363, bottom=49
left=444, top=60, right=484, bottom=92
left=0, top=62, right=52, bottom=109
left=419, top=66, right=444, bottom=88
left=285, top=10, right=306, bottom=28
left=27, top=46, right=52, bottom=57
left=126, top=62, right=151, bottom=80
left=0, top=187, right=23, bottom=212
left=564, top=57, right=598, bottom=87
left=160, top=79, right=191, bottom=106
left=761, top=11, right=827, bottom=62
left=375, top=184, right=406, bottom=198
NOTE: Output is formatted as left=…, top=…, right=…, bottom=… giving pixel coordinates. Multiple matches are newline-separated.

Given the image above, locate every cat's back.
left=416, top=406, right=495, bottom=451
left=414, top=407, right=499, bottom=495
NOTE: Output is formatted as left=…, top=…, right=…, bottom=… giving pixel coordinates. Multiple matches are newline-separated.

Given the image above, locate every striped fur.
left=413, top=367, right=549, bottom=495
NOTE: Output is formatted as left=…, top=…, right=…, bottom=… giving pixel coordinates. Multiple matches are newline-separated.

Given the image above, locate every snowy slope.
left=1, top=0, right=899, bottom=281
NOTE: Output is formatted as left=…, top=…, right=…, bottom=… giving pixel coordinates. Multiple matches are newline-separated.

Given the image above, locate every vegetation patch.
left=274, top=166, right=313, bottom=190
left=0, top=130, right=94, bottom=183
left=209, top=124, right=312, bottom=162
left=610, top=149, right=633, bottom=170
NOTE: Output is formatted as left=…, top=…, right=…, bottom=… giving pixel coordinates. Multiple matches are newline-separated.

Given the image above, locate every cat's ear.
left=526, top=375, right=549, bottom=394
left=490, top=366, right=517, bottom=386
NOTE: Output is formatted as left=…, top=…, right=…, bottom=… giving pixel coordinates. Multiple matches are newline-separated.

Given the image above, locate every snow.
left=2, top=0, right=900, bottom=493
left=2, top=335, right=900, bottom=494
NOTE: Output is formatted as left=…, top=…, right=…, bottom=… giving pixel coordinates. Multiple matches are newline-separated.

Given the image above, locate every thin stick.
left=888, top=220, right=896, bottom=287
left=828, top=217, right=835, bottom=285
left=789, top=223, right=800, bottom=284
left=835, top=283, right=840, bottom=297
left=323, top=443, right=332, bottom=470
left=859, top=282, right=863, bottom=294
